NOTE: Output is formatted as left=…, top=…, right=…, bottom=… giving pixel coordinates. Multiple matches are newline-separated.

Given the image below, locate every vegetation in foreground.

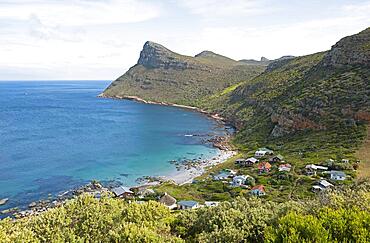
left=1, top=181, right=369, bottom=242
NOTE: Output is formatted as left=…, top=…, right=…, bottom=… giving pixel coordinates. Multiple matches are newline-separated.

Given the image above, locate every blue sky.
left=0, top=0, right=369, bottom=80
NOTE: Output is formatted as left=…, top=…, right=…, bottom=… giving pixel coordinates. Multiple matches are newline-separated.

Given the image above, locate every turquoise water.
left=0, top=81, right=227, bottom=210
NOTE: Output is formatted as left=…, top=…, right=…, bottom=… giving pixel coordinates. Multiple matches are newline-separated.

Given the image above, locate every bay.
left=0, top=81, right=227, bottom=210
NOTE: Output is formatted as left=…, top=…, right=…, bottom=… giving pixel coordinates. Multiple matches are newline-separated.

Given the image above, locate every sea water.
left=0, top=81, right=227, bottom=210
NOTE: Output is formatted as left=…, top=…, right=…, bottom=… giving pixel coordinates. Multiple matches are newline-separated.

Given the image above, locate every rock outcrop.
left=137, top=41, right=197, bottom=70
left=321, top=28, right=370, bottom=67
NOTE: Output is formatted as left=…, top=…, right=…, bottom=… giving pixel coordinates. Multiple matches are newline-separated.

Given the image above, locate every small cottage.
left=270, top=154, right=284, bottom=163
left=250, top=185, right=266, bottom=196
left=137, top=188, right=155, bottom=198
left=312, top=179, right=333, bottom=191
left=305, top=164, right=328, bottom=175
left=232, top=175, right=249, bottom=186
left=328, top=171, right=346, bottom=181
left=177, top=200, right=199, bottom=210
left=235, top=158, right=246, bottom=164
left=258, top=162, right=272, bottom=173
left=205, top=201, right=220, bottom=207
left=278, top=164, right=292, bottom=172
left=236, top=157, right=258, bottom=166
left=159, top=192, right=177, bottom=209
left=111, top=186, right=134, bottom=198
left=213, top=169, right=236, bottom=180
left=255, top=148, right=274, bottom=158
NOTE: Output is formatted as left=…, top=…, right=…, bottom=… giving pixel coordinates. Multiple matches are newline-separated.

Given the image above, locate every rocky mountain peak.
left=137, top=41, right=178, bottom=68
left=321, top=28, right=370, bottom=67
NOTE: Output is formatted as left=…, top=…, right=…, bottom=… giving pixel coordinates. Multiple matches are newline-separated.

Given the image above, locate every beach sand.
left=164, top=150, right=236, bottom=185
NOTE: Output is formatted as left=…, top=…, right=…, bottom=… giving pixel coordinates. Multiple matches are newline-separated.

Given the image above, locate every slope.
left=102, top=41, right=265, bottom=105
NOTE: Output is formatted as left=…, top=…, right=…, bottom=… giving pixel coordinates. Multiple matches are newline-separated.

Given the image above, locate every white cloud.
left=0, top=0, right=161, bottom=26
left=0, top=0, right=369, bottom=80
left=179, top=0, right=272, bottom=17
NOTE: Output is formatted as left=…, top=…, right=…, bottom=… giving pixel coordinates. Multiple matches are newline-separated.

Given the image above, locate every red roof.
left=258, top=162, right=271, bottom=169
left=251, top=185, right=265, bottom=192
left=279, top=163, right=291, bottom=168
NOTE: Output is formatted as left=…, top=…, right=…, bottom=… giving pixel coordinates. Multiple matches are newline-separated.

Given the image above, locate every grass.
left=357, top=125, right=370, bottom=178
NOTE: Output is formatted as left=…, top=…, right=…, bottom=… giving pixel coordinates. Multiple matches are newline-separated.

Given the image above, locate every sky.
left=0, top=0, right=369, bottom=80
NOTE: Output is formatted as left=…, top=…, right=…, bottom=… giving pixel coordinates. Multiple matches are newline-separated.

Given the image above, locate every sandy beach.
left=164, top=150, right=236, bottom=185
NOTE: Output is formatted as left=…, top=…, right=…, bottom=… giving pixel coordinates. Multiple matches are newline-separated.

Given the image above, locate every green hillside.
left=102, top=41, right=265, bottom=105
left=200, top=28, right=369, bottom=161
left=102, top=28, right=370, bottom=202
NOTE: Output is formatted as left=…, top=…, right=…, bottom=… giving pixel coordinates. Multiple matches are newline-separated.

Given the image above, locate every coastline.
left=1, top=93, right=237, bottom=218
left=97, top=93, right=226, bottom=122
left=98, top=93, right=238, bottom=185
left=163, top=150, right=237, bottom=185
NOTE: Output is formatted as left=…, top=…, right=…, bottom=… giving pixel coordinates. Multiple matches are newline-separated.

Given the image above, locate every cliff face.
left=103, top=41, right=265, bottom=105
left=137, top=41, right=204, bottom=70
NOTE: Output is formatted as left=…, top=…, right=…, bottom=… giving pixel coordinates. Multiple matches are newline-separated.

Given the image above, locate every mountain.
left=103, top=28, right=369, bottom=161
left=102, top=41, right=265, bottom=105
left=201, top=28, right=369, bottom=159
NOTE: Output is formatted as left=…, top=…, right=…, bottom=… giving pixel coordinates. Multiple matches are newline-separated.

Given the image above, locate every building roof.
left=233, top=175, right=248, bottom=181
left=205, top=201, right=220, bottom=207
left=159, top=193, right=176, bottom=206
left=138, top=188, right=155, bottom=195
left=329, top=170, right=346, bottom=176
left=305, top=164, right=328, bottom=170
left=258, top=162, right=272, bottom=169
left=251, top=185, right=265, bottom=192
left=273, top=154, right=284, bottom=160
left=111, top=186, right=134, bottom=196
left=279, top=163, right=291, bottom=168
left=178, top=200, right=198, bottom=207
left=258, top=148, right=273, bottom=153
left=319, top=180, right=333, bottom=188
left=246, top=157, right=258, bottom=163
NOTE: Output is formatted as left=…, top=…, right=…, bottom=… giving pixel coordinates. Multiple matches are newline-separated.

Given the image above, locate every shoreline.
left=1, top=94, right=237, bottom=218
left=98, top=93, right=237, bottom=185
left=97, top=93, right=227, bottom=122
left=163, top=150, right=237, bottom=185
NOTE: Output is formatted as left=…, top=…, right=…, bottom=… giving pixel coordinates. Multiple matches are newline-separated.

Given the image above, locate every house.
left=328, top=171, right=346, bottom=181
left=255, top=148, right=274, bottom=158
left=177, top=200, right=199, bottom=210
left=111, top=186, right=134, bottom=198
left=232, top=175, right=249, bottom=186
left=341, top=159, right=349, bottom=163
left=258, top=162, right=272, bottom=173
left=250, top=185, right=266, bottom=196
left=278, top=164, right=292, bottom=172
left=270, top=154, right=284, bottom=163
left=205, top=201, right=220, bottom=207
left=312, top=179, right=333, bottom=192
left=305, top=164, right=328, bottom=175
left=137, top=188, right=155, bottom=198
left=235, top=158, right=246, bottom=164
left=236, top=157, right=258, bottom=166
left=159, top=192, right=177, bottom=209
left=213, top=169, right=236, bottom=180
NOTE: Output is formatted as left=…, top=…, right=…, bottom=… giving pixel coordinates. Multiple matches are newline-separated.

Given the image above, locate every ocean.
left=0, top=81, right=228, bottom=211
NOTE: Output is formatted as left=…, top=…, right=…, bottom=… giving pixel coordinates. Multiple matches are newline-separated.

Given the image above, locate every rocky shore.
left=1, top=95, right=237, bottom=219
left=1, top=181, right=112, bottom=219
left=97, top=94, right=227, bottom=123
